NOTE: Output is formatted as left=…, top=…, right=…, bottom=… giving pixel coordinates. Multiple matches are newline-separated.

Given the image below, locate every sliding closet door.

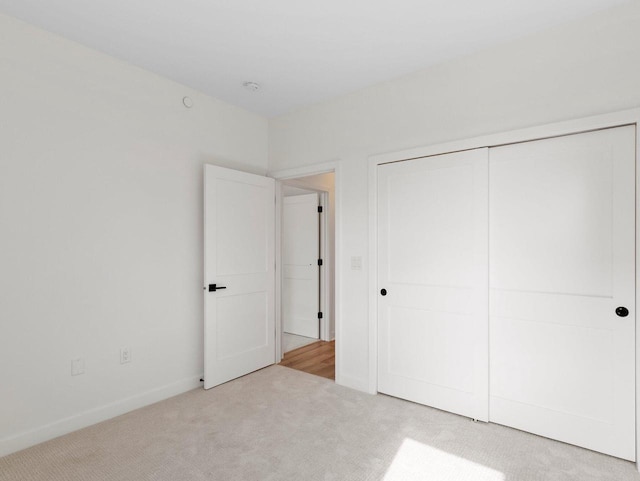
left=377, top=148, right=489, bottom=421
left=489, top=126, right=636, bottom=460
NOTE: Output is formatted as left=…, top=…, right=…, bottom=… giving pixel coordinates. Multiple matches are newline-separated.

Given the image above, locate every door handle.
left=616, top=306, right=629, bottom=317
left=208, top=284, right=227, bottom=292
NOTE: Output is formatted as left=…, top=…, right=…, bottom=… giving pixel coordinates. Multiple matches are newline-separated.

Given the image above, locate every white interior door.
left=204, top=165, right=275, bottom=389
left=282, top=193, right=319, bottom=339
left=489, top=126, right=636, bottom=460
left=377, top=148, right=489, bottom=421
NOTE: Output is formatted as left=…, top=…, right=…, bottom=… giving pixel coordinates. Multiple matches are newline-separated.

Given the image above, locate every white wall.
left=0, top=14, right=268, bottom=456
left=268, top=2, right=640, bottom=392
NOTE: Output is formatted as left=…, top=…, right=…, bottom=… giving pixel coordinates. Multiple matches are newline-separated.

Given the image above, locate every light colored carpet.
left=282, top=332, right=318, bottom=353
left=1, top=366, right=639, bottom=481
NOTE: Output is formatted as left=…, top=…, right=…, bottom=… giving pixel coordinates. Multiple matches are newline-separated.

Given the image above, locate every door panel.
left=489, top=126, right=636, bottom=460
left=282, top=193, right=319, bottom=339
left=377, top=148, right=489, bottom=421
left=204, top=165, right=275, bottom=389
left=216, top=292, right=268, bottom=360
left=215, top=178, right=269, bottom=276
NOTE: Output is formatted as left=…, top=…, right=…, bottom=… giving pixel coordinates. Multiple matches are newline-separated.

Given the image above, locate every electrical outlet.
left=351, top=256, right=362, bottom=271
left=120, top=347, right=131, bottom=364
left=71, top=358, right=85, bottom=376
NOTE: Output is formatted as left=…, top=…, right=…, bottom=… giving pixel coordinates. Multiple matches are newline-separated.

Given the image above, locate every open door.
left=204, top=165, right=275, bottom=389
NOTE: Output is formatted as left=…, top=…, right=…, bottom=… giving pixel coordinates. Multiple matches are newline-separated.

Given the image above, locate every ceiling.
left=0, top=0, right=629, bottom=117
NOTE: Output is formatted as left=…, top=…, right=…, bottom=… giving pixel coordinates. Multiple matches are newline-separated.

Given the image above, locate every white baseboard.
left=336, top=371, right=373, bottom=394
left=0, top=375, right=203, bottom=458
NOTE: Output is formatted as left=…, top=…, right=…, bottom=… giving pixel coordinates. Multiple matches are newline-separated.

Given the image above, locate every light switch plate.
left=71, top=358, right=85, bottom=376
left=120, top=347, right=131, bottom=364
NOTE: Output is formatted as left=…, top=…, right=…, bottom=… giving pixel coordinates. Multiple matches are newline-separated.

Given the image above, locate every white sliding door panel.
left=283, top=193, right=320, bottom=339
left=378, top=148, right=489, bottom=421
left=489, top=126, right=636, bottom=461
left=204, top=165, right=275, bottom=389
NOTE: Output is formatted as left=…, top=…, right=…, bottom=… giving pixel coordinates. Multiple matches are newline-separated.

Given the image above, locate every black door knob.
left=616, top=306, right=629, bottom=317
left=380, top=289, right=387, bottom=296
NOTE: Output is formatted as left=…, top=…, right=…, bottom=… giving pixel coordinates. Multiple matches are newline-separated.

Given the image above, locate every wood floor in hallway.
left=278, top=340, right=335, bottom=380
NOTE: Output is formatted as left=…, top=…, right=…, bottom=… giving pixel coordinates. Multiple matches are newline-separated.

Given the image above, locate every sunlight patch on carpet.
left=383, top=438, right=505, bottom=481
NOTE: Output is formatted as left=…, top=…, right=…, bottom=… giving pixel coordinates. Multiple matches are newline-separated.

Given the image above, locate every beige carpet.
left=1, top=366, right=639, bottom=481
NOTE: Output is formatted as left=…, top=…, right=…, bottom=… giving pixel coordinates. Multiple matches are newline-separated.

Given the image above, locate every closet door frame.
left=367, top=107, right=640, bottom=468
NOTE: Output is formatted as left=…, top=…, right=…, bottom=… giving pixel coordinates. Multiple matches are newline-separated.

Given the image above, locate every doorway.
left=277, top=172, right=336, bottom=380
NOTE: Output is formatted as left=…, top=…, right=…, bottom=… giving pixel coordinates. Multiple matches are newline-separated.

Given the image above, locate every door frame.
left=367, top=108, right=640, bottom=467
left=270, top=161, right=341, bottom=381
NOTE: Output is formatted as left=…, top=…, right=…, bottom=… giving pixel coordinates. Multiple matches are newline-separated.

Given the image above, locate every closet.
left=377, top=125, right=636, bottom=461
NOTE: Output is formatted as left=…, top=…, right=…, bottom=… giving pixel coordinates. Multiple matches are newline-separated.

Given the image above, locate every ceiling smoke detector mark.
left=242, top=81, right=261, bottom=92
left=182, top=96, right=193, bottom=108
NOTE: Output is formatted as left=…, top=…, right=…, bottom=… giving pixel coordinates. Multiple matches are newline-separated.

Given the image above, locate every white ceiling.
left=0, top=0, right=629, bottom=117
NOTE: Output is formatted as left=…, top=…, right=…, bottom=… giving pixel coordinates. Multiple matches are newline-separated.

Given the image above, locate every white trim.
left=274, top=180, right=283, bottom=361
left=0, top=375, right=202, bottom=458
left=367, top=158, right=378, bottom=395
left=270, top=161, right=342, bottom=383
left=319, top=191, right=331, bottom=341
left=367, top=108, right=640, bottom=466
left=634, top=115, right=640, bottom=472
left=337, top=372, right=371, bottom=393
left=370, top=108, right=640, bottom=166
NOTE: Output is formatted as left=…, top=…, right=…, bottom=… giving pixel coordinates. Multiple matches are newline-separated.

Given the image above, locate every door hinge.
left=317, top=258, right=323, bottom=266
left=317, top=206, right=323, bottom=213
left=318, top=312, right=323, bottom=319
